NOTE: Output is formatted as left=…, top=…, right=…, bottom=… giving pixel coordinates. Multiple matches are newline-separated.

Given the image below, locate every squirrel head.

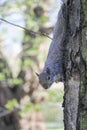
left=37, top=68, right=53, bottom=89
left=36, top=67, right=63, bottom=89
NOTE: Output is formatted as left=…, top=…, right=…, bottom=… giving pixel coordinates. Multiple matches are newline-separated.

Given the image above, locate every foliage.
left=5, top=99, right=18, bottom=111
left=0, top=72, right=5, bottom=80
left=9, top=78, right=23, bottom=85
left=47, top=88, right=64, bottom=102
left=0, top=0, right=64, bottom=129
left=19, top=103, right=42, bottom=115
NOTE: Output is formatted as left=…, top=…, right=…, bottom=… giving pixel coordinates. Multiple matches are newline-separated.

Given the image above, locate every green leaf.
left=0, top=73, right=6, bottom=80
left=23, top=59, right=35, bottom=67
left=9, top=78, right=23, bottom=85
left=35, top=104, right=42, bottom=111
left=5, top=99, right=18, bottom=111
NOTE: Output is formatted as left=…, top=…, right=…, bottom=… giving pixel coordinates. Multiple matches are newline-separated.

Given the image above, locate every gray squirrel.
left=37, top=2, right=67, bottom=89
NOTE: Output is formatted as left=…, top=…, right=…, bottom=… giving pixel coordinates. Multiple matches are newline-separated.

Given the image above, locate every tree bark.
left=63, top=0, right=87, bottom=130
left=78, top=0, right=87, bottom=130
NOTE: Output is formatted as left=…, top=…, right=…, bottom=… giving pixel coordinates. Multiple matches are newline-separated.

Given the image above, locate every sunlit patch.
left=48, top=82, right=64, bottom=90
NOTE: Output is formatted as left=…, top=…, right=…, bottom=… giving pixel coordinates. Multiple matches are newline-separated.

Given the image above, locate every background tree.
left=0, top=51, right=20, bottom=130
left=0, top=0, right=64, bottom=130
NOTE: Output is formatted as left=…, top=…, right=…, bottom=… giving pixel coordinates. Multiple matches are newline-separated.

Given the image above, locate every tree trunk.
left=64, top=0, right=87, bottom=130
left=0, top=53, right=20, bottom=130
left=78, top=0, right=87, bottom=129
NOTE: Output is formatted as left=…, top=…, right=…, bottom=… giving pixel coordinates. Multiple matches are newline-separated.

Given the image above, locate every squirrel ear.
left=46, top=67, right=50, bottom=75
left=35, top=72, right=39, bottom=77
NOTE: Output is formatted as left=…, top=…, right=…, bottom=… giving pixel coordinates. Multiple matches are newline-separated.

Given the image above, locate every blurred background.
left=0, top=0, right=64, bottom=130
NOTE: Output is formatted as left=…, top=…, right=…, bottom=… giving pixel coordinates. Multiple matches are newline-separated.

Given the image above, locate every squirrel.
left=37, top=2, right=67, bottom=89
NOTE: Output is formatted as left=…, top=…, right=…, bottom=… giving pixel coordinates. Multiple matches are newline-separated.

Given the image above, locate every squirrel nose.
left=42, top=84, right=49, bottom=89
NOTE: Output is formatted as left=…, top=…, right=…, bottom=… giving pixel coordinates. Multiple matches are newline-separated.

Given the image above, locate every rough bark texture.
left=63, top=0, right=81, bottom=130
left=78, top=0, right=87, bottom=130
left=64, top=0, right=87, bottom=130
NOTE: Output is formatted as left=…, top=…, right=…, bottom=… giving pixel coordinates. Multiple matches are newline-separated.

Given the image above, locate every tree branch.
left=0, top=18, right=52, bottom=40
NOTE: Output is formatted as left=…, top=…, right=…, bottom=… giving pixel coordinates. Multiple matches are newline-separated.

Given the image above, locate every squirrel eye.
left=47, top=76, right=50, bottom=80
